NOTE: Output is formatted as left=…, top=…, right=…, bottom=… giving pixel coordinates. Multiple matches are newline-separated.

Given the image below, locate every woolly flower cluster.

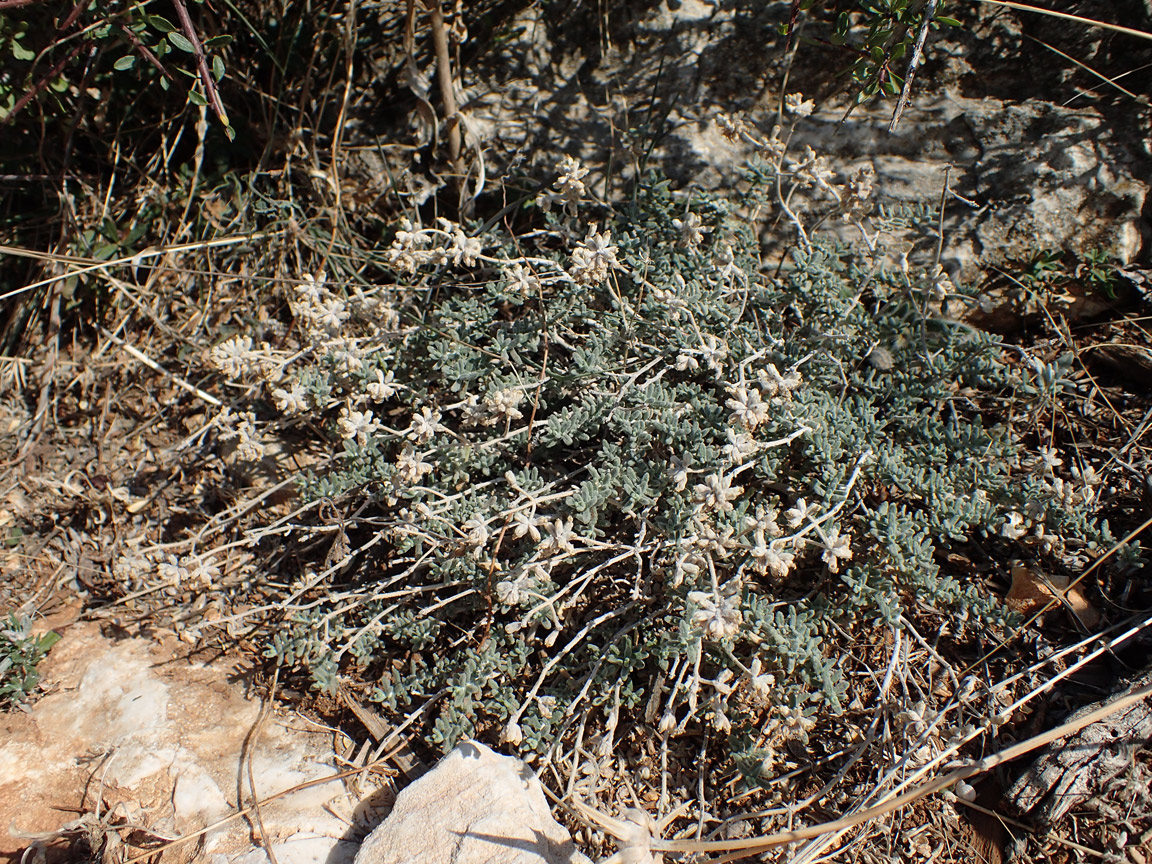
left=218, top=408, right=265, bottom=461
left=290, top=272, right=350, bottom=341
left=336, top=405, right=380, bottom=446
left=568, top=227, right=621, bottom=285
left=208, top=335, right=277, bottom=381
left=689, top=580, right=744, bottom=640
left=724, top=364, right=801, bottom=430
left=461, top=388, right=525, bottom=427
left=536, top=154, right=590, bottom=216
left=385, top=218, right=483, bottom=275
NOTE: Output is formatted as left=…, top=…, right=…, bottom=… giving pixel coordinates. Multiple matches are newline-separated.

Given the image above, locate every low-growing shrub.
left=209, top=129, right=1117, bottom=780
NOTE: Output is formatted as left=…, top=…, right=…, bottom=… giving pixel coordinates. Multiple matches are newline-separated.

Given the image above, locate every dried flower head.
left=337, top=405, right=379, bottom=446
left=569, top=228, right=621, bottom=285
left=784, top=92, right=815, bottom=118
left=688, top=586, right=743, bottom=640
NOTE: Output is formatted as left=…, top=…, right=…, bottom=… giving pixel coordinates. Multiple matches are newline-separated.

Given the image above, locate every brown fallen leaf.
left=1006, top=562, right=1101, bottom=629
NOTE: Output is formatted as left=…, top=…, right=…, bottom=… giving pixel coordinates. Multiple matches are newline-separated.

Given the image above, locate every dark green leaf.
left=168, top=31, right=196, bottom=52
left=148, top=15, right=177, bottom=33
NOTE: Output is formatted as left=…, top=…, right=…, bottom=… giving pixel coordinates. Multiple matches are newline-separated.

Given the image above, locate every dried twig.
left=424, top=0, right=464, bottom=185
left=889, top=0, right=939, bottom=131
left=570, top=679, right=1152, bottom=863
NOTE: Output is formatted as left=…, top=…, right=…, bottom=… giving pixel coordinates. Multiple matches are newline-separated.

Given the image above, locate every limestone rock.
left=0, top=623, right=354, bottom=864
left=354, top=741, right=591, bottom=864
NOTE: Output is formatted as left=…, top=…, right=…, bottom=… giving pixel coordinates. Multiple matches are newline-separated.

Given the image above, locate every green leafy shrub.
left=0, top=1, right=234, bottom=143
left=0, top=614, right=60, bottom=709
left=211, top=132, right=1115, bottom=778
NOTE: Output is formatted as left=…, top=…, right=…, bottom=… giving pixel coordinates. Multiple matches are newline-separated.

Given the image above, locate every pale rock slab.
left=0, top=622, right=356, bottom=864
left=354, top=741, right=592, bottom=864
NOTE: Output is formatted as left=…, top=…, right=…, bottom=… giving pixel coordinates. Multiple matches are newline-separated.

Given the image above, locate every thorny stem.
left=0, top=42, right=84, bottom=127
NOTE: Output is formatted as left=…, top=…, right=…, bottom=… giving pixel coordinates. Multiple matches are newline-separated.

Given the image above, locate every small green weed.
left=0, top=614, right=60, bottom=709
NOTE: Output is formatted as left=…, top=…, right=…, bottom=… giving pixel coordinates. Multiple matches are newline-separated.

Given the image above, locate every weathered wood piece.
left=1006, top=667, right=1152, bottom=824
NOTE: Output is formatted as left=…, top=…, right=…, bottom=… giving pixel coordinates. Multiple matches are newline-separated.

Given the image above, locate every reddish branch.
left=169, top=0, right=230, bottom=129
left=116, top=23, right=174, bottom=81
left=1, top=42, right=84, bottom=126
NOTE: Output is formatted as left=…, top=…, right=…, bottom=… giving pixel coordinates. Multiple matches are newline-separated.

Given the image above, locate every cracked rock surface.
left=0, top=623, right=363, bottom=864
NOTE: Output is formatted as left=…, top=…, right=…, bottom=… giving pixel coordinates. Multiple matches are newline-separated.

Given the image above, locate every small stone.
left=354, top=741, right=591, bottom=864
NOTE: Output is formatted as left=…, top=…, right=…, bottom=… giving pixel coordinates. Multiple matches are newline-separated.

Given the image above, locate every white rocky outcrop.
left=354, top=741, right=592, bottom=864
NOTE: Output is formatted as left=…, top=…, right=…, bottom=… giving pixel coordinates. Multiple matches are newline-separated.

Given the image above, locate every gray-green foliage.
left=265, top=165, right=1113, bottom=774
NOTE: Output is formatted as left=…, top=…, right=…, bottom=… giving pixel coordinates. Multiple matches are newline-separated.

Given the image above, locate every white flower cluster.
left=208, top=335, right=277, bottom=381
left=368, top=408, right=451, bottom=500
left=789, top=145, right=836, bottom=193
left=290, top=272, right=350, bottom=340
left=365, top=369, right=400, bottom=402
left=840, top=164, right=876, bottom=223
left=568, top=227, right=621, bottom=285
left=723, top=364, right=802, bottom=430
left=688, top=579, right=744, bottom=641
left=272, top=380, right=309, bottom=413
left=457, top=516, right=491, bottom=558
left=336, top=404, right=380, bottom=446
left=694, top=472, right=743, bottom=514
left=384, top=218, right=484, bottom=275
left=784, top=91, right=815, bottom=117
left=744, top=505, right=792, bottom=578
left=394, top=444, right=433, bottom=486
left=408, top=405, right=446, bottom=444
left=113, top=548, right=222, bottom=589
left=1001, top=457, right=1103, bottom=561
left=460, top=388, right=525, bottom=427
left=717, top=110, right=785, bottom=161
left=503, top=262, right=542, bottom=298
left=539, top=516, right=577, bottom=555
left=672, top=211, right=710, bottom=249
left=676, top=333, right=729, bottom=374
left=684, top=483, right=856, bottom=587
left=536, top=154, right=589, bottom=216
